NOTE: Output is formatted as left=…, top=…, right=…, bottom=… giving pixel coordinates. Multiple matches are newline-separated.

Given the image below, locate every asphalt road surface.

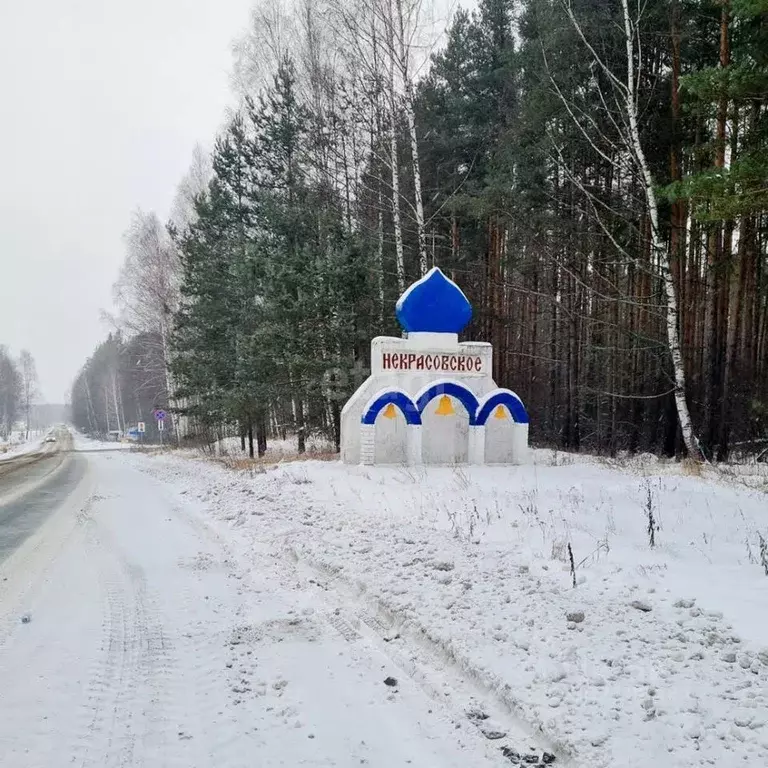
left=0, top=427, right=86, bottom=562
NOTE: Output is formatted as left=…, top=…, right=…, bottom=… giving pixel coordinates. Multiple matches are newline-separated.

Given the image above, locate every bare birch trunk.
left=111, top=376, right=123, bottom=436
left=387, top=18, right=405, bottom=293
left=377, top=184, right=385, bottom=322
left=393, top=0, right=427, bottom=275
left=403, top=92, right=426, bottom=275
left=160, top=318, right=180, bottom=445
left=372, top=28, right=386, bottom=322
left=620, top=0, right=702, bottom=460
left=84, top=376, right=96, bottom=434
left=104, top=383, right=111, bottom=435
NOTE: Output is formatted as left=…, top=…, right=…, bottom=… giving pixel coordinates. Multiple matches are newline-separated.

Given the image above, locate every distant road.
left=0, top=427, right=86, bottom=562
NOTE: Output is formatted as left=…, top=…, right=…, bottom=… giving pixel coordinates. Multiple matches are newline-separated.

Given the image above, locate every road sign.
left=137, top=422, right=146, bottom=433
left=157, top=419, right=165, bottom=431
left=154, top=409, right=167, bottom=422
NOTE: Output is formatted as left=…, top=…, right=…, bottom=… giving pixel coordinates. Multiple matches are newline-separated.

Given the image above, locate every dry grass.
left=132, top=446, right=173, bottom=456
left=133, top=440, right=339, bottom=472
left=680, top=457, right=703, bottom=477
left=217, top=451, right=338, bottom=472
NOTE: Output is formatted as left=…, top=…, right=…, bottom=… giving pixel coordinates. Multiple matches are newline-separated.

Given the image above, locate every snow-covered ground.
left=205, top=434, right=336, bottom=459
left=2, top=438, right=766, bottom=767
left=124, top=449, right=768, bottom=768
left=70, top=431, right=132, bottom=451
left=1, top=442, right=532, bottom=767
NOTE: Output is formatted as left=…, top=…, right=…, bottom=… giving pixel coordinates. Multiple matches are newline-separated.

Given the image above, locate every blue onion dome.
left=395, top=268, right=473, bottom=334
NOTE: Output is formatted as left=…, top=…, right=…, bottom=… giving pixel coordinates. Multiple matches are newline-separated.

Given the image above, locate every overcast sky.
left=0, top=0, right=253, bottom=402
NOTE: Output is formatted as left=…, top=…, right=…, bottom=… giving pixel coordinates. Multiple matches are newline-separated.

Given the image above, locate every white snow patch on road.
left=127, top=450, right=768, bottom=768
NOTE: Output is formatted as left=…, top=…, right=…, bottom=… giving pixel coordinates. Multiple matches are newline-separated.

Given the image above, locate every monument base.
left=341, top=335, right=528, bottom=466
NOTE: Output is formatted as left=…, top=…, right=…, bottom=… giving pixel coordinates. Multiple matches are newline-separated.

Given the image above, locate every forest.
left=70, top=0, right=768, bottom=461
left=0, top=346, right=38, bottom=441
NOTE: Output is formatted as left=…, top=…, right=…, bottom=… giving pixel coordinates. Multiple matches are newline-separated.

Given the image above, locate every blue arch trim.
left=361, top=391, right=422, bottom=426
left=415, top=381, right=479, bottom=426
left=476, top=390, right=529, bottom=425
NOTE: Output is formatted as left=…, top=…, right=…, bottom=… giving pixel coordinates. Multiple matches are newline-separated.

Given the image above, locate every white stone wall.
left=341, top=334, right=501, bottom=465
left=484, top=418, right=529, bottom=465
left=421, top=398, right=470, bottom=464
left=372, top=407, right=409, bottom=464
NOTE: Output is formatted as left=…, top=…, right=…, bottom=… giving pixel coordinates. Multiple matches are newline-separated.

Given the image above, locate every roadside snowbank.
left=71, top=432, right=131, bottom=452
left=199, top=434, right=336, bottom=459
left=0, top=431, right=44, bottom=460
left=131, top=450, right=768, bottom=768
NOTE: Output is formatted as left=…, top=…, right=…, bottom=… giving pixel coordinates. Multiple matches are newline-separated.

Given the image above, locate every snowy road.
left=0, top=449, right=514, bottom=768
left=0, top=428, right=85, bottom=562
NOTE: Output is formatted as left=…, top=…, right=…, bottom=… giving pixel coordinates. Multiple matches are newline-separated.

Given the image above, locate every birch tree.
left=114, top=210, right=181, bottom=441
left=327, top=0, right=439, bottom=285
left=386, top=14, right=407, bottom=290
left=232, top=0, right=300, bottom=98
left=18, top=350, right=37, bottom=440
left=389, top=0, right=428, bottom=275
left=551, top=0, right=704, bottom=460
left=0, top=346, right=21, bottom=441
left=326, top=0, right=407, bottom=291
left=169, top=145, right=212, bottom=233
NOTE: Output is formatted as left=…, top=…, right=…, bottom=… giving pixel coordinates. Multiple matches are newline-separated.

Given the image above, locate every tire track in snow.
left=71, top=509, right=172, bottom=768
left=129, top=454, right=562, bottom=766
left=293, top=550, right=570, bottom=768
left=325, top=609, right=362, bottom=642
left=70, top=499, right=236, bottom=768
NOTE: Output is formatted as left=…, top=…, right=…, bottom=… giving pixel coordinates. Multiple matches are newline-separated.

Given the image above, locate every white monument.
left=341, top=267, right=529, bottom=465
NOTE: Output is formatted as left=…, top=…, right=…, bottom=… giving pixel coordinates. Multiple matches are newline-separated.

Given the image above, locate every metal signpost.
left=153, top=410, right=166, bottom=446
left=137, top=421, right=145, bottom=445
